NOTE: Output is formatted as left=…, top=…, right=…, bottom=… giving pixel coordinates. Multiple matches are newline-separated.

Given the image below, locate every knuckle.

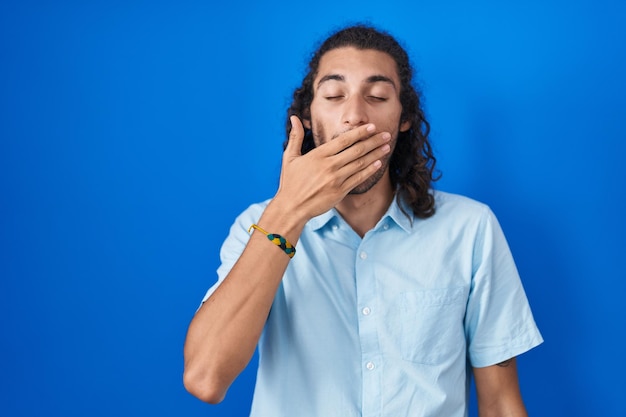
left=337, top=136, right=351, bottom=150
left=327, top=177, right=341, bottom=190
left=351, top=143, right=364, bottom=156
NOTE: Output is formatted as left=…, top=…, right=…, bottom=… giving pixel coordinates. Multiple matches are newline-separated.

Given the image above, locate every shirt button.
left=359, top=251, right=367, bottom=260
left=383, top=224, right=389, bottom=230
left=362, top=307, right=371, bottom=316
left=332, top=224, right=338, bottom=231
left=366, top=362, right=375, bottom=370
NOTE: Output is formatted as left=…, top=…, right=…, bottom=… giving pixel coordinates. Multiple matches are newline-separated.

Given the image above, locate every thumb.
left=285, top=115, right=305, bottom=157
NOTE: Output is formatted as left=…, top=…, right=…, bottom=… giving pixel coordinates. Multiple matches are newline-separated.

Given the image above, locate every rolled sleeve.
left=465, top=207, right=543, bottom=367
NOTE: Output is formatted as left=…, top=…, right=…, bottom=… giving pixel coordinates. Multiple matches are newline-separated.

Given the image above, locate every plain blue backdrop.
left=1, top=0, right=625, bottom=416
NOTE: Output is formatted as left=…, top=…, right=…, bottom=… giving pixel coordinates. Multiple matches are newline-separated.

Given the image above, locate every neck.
left=335, top=171, right=395, bottom=238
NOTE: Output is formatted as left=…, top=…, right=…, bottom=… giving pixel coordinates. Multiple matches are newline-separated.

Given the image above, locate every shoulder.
left=218, top=198, right=272, bottom=267
left=433, top=189, right=488, bottom=210
left=431, top=190, right=492, bottom=220
left=231, top=198, right=272, bottom=227
left=220, top=199, right=273, bottom=247
left=406, top=190, right=503, bottom=242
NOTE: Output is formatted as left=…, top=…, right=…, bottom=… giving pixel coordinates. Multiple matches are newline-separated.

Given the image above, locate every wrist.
left=248, top=224, right=296, bottom=258
left=256, top=198, right=308, bottom=246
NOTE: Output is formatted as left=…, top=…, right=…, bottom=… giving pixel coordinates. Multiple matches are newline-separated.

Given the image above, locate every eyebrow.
left=366, top=75, right=397, bottom=90
left=316, top=74, right=398, bottom=91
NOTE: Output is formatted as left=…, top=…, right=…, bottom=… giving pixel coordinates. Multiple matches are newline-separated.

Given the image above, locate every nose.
left=342, top=95, right=369, bottom=127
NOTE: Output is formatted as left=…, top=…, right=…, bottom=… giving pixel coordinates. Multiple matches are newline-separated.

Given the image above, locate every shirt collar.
left=308, top=208, right=339, bottom=232
left=383, top=195, right=414, bottom=233
left=307, top=195, right=415, bottom=234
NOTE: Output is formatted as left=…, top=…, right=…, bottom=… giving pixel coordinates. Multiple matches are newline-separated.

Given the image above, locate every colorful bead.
left=248, top=224, right=296, bottom=258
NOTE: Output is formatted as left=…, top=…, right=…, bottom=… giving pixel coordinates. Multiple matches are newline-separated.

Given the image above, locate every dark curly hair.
left=284, top=24, right=439, bottom=219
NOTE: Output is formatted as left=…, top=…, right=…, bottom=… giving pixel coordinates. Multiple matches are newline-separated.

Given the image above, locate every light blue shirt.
left=203, top=190, right=543, bottom=417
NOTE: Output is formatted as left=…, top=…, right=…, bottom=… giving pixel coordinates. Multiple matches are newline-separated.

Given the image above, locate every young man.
left=184, top=25, right=543, bottom=416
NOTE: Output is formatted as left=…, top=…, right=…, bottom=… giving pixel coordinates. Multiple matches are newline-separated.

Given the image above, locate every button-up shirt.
left=202, top=191, right=543, bottom=417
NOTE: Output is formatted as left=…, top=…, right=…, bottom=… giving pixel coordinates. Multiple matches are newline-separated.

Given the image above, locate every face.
left=305, top=47, right=411, bottom=194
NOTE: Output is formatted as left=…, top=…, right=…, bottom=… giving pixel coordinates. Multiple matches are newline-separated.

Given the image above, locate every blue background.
left=1, top=0, right=625, bottom=416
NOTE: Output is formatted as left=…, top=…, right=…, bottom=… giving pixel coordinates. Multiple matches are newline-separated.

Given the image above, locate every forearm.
left=478, top=400, right=527, bottom=417
left=475, top=358, right=528, bottom=417
left=183, top=202, right=306, bottom=403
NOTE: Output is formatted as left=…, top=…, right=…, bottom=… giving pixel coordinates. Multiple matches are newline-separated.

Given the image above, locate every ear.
left=400, top=119, right=411, bottom=132
left=302, top=118, right=311, bottom=129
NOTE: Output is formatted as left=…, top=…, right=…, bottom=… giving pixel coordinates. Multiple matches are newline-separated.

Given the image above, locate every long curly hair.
left=284, top=24, right=439, bottom=219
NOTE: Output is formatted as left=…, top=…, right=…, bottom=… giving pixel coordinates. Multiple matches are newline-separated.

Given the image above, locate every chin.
left=348, top=169, right=385, bottom=195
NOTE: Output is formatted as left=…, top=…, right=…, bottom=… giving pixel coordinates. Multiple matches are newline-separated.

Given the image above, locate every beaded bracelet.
left=248, top=224, right=296, bottom=258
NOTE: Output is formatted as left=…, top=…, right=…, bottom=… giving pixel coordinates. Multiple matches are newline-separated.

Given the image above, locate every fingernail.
left=366, top=124, right=375, bottom=132
left=381, top=144, right=391, bottom=153
left=382, top=132, right=391, bottom=141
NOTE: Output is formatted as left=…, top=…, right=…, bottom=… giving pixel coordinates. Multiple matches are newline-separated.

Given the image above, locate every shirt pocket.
left=397, top=287, right=467, bottom=365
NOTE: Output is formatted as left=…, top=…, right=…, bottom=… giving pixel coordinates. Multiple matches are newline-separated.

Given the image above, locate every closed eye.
left=368, top=96, right=388, bottom=102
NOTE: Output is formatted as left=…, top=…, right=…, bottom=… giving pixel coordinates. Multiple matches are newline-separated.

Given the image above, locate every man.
left=184, top=25, right=543, bottom=416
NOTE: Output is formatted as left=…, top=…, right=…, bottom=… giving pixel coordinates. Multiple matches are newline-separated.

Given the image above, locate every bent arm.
left=182, top=117, right=392, bottom=403
left=473, top=357, right=528, bottom=417
left=183, top=202, right=305, bottom=404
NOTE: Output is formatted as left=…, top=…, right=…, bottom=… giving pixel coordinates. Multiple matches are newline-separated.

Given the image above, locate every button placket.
left=355, top=237, right=382, bottom=416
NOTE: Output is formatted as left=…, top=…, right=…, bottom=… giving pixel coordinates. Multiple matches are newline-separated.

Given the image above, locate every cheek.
left=311, top=119, right=327, bottom=146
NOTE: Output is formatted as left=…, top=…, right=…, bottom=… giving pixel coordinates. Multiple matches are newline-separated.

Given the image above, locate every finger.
left=285, top=115, right=305, bottom=157
left=319, top=123, right=377, bottom=156
left=336, top=139, right=391, bottom=182
left=330, top=130, right=391, bottom=170
left=340, top=159, right=384, bottom=192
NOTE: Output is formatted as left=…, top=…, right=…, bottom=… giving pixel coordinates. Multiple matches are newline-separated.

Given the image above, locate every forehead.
left=315, top=47, right=400, bottom=86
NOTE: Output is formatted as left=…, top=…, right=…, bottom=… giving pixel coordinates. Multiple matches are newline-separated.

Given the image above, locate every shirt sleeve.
left=200, top=201, right=268, bottom=304
left=464, top=206, right=543, bottom=367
